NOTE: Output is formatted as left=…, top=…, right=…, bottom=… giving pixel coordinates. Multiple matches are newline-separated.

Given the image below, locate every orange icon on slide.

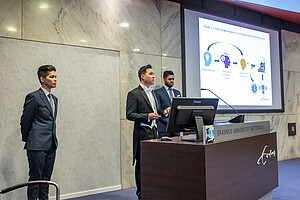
left=240, top=58, right=246, bottom=70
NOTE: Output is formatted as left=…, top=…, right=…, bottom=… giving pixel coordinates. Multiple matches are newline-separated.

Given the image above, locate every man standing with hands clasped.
left=20, top=65, right=58, bottom=200
left=126, top=64, right=170, bottom=200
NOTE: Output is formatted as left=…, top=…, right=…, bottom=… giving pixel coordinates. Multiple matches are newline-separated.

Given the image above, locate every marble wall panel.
left=162, top=56, right=182, bottom=92
left=23, top=0, right=161, bottom=55
left=120, top=119, right=135, bottom=189
left=0, top=0, right=21, bottom=38
left=161, top=0, right=181, bottom=58
left=283, top=71, right=300, bottom=114
left=276, top=114, right=300, bottom=160
left=282, top=30, right=300, bottom=72
left=0, top=37, right=120, bottom=199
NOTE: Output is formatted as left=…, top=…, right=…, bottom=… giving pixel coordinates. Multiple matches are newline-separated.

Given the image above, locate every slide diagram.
left=199, top=17, right=272, bottom=106
left=204, top=42, right=246, bottom=69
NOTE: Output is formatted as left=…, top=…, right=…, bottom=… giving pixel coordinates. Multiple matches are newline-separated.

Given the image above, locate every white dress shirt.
left=140, top=83, right=157, bottom=129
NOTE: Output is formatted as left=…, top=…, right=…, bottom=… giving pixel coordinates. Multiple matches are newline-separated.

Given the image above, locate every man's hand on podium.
left=164, top=107, right=171, bottom=115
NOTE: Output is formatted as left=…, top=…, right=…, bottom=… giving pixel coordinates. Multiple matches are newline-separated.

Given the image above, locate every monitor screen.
left=167, top=97, right=219, bottom=134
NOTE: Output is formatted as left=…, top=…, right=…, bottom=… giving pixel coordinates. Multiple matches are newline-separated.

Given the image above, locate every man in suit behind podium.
left=20, top=65, right=58, bottom=200
left=154, top=70, right=181, bottom=137
left=126, top=64, right=170, bottom=199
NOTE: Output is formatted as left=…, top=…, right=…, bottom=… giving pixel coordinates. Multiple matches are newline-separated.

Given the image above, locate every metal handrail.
left=0, top=180, right=60, bottom=200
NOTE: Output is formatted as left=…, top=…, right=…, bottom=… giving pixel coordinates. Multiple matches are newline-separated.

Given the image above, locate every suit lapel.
left=162, top=86, right=172, bottom=104
left=38, top=88, right=54, bottom=118
left=138, top=86, right=154, bottom=111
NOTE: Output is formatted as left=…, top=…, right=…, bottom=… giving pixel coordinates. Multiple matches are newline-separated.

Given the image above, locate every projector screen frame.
left=181, top=6, right=285, bottom=114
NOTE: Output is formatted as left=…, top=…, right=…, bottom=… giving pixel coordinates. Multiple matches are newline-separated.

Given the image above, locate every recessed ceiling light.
left=162, top=53, right=167, bottom=56
left=39, top=3, right=49, bottom=9
left=133, top=48, right=140, bottom=52
left=7, top=27, right=17, bottom=32
left=119, top=22, right=130, bottom=28
left=80, top=39, right=88, bottom=43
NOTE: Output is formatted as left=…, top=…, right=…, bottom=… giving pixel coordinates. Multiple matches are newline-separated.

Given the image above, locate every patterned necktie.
left=168, top=87, right=174, bottom=102
left=48, top=94, right=55, bottom=114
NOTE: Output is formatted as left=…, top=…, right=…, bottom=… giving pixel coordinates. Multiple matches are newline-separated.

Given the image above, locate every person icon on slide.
left=220, top=53, right=231, bottom=68
left=204, top=52, right=212, bottom=66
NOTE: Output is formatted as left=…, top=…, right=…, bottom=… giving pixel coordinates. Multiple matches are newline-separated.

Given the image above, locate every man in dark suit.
left=154, top=70, right=181, bottom=137
left=20, top=65, right=58, bottom=200
left=126, top=64, right=170, bottom=199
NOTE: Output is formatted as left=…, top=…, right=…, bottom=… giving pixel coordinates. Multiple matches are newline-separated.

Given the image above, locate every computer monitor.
left=166, top=97, right=219, bottom=141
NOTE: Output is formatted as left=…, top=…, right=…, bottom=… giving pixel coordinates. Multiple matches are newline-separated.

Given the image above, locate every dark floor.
left=68, top=158, right=300, bottom=200
left=273, top=158, right=300, bottom=200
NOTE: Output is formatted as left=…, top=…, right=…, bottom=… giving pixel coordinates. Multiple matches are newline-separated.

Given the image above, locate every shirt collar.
left=140, top=83, right=152, bottom=93
left=41, top=87, right=51, bottom=96
left=164, top=85, right=173, bottom=91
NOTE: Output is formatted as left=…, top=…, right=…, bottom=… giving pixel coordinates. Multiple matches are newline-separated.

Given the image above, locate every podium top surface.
left=142, top=130, right=275, bottom=146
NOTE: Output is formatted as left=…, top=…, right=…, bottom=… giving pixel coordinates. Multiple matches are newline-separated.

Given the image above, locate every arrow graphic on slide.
left=207, top=42, right=244, bottom=55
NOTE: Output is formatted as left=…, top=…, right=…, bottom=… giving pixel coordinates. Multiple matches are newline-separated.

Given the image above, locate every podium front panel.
left=141, top=132, right=278, bottom=200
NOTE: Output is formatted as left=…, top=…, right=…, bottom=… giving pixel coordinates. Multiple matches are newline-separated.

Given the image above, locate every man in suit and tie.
left=154, top=70, right=181, bottom=137
left=20, top=65, right=58, bottom=200
left=126, top=64, right=170, bottom=199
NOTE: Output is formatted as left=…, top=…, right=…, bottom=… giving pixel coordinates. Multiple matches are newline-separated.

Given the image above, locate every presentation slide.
left=199, top=17, right=272, bottom=106
left=183, top=8, right=283, bottom=113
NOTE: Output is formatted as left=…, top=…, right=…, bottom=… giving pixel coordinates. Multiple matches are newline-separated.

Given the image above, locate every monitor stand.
left=181, top=115, right=204, bottom=142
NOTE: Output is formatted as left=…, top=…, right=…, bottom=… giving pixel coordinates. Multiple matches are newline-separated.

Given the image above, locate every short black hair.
left=138, top=64, right=152, bottom=81
left=163, top=70, right=174, bottom=79
left=37, top=65, right=56, bottom=84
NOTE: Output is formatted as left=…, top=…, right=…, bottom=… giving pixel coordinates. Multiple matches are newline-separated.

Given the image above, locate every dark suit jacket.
left=154, top=86, right=181, bottom=137
left=20, top=88, right=58, bottom=151
left=126, top=85, right=160, bottom=165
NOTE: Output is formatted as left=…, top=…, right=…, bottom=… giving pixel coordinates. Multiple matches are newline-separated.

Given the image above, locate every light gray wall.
left=0, top=0, right=299, bottom=199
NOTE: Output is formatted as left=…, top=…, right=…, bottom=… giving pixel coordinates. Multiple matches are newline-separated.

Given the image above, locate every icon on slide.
left=259, top=84, right=267, bottom=94
left=251, top=83, right=258, bottom=94
left=204, top=52, right=212, bottom=66
left=240, top=58, right=247, bottom=70
left=258, top=59, right=265, bottom=73
left=220, top=53, right=231, bottom=68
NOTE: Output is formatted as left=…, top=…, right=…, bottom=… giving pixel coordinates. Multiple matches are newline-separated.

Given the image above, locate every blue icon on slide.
left=259, top=84, right=267, bottom=94
left=251, top=83, right=258, bottom=94
left=258, top=59, right=265, bottom=73
left=204, top=52, right=212, bottom=66
left=220, top=53, right=231, bottom=68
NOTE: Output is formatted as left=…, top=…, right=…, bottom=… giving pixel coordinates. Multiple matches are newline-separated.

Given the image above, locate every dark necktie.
left=48, top=94, right=55, bottom=114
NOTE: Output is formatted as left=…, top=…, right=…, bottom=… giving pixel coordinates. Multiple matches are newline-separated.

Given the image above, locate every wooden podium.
left=140, top=132, right=278, bottom=200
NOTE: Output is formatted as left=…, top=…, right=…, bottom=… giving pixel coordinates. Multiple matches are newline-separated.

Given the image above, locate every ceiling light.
left=7, top=27, right=17, bottom=32
left=39, top=3, right=49, bottom=9
left=119, top=22, right=130, bottom=28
